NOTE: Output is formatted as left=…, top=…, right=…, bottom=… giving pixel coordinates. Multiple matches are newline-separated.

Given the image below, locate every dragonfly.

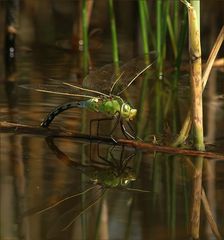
left=24, top=138, right=149, bottom=237
left=21, top=52, right=156, bottom=138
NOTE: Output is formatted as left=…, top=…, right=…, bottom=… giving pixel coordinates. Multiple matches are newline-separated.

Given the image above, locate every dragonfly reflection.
left=25, top=138, right=149, bottom=236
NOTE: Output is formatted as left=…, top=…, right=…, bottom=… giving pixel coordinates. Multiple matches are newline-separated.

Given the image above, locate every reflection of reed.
left=1, top=134, right=25, bottom=240
left=184, top=157, right=222, bottom=239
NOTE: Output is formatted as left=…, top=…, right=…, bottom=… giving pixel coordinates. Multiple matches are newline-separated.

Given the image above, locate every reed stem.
left=108, top=0, right=119, bottom=63
left=174, top=0, right=179, bottom=40
left=173, top=0, right=204, bottom=151
left=187, top=0, right=204, bottom=151
left=82, top=0, right=89, bottom=73
left=136, top=1, right=150, bottom=137
left=172, top=26, right=224, bottom=147
left=138, top=0, right=149, bottom=54
left=156, top=0, right=162, bottom=72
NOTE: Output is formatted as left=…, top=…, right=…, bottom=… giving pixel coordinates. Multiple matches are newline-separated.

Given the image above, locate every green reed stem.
left=175, top=7, right=188, bottom=70
left=172, top=5, right=187, bottom=89
left=108, top=0, right=119, bottom=63
left=156, top=0, right=170, bottom=72
left=142, top=0, right=156, bottom=49
left=167, top=15, right=178, bottom=58
left=162, top=0, right=170, bottom=57
left=136, top=0, right=150, bottom=137
left=174, top=0, right=179, bottom=40
left=190, top=0, right=200, bottom=26
left=82, top=0, right=89, bottom=73
left=138, top=0, right=149, bottom=54
left=155, top=1, right=169, bottom=133
left=156, top=0, right=162, bottom=72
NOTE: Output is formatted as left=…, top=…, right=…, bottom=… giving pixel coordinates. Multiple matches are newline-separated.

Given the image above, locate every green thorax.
left=86, top=168, right=136, bottom=188
left=85, top=96, right=137, bottom=121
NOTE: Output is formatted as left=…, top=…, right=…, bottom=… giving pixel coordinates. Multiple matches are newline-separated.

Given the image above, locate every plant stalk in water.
left=108, top=0, right=119, bottom=63
left=187, top=0, right=204, bottom=151
left=136, top=0, right=151, bottom=137
left=180, top=2, right=204, bottom=239
left=172, top=15, right=224, bottom=147
left=82, top=0, right=89, bottom=73
left=138, top=0, right=149, bottom=54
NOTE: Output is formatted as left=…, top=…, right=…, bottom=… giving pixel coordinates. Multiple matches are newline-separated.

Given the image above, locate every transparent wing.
left=83, top=51, right=157, bottom=95
left=111, top=52, right=157, bottom=95
left=20, top=79, right=104, bottom=99
left=23, top=182, right=99, bottom=217
left=46, top=187, right=106, bottom=238
left=83, top=63, right=118, bottom=94
left=21, top=52, right=156, bottom=98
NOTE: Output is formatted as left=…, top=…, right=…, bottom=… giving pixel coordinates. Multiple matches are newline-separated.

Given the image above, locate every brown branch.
left=118, top=139, right=224, bottom=160
left=1, top=121, right=224, bottom=160
left=0, top=121, right=113, bottom=143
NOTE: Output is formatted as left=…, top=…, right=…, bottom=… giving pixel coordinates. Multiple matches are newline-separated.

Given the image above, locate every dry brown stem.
left=1, top=121, right=224, bottom=160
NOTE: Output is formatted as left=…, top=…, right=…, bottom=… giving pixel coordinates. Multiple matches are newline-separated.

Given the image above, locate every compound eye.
left=123, top=104, right=130, bottom=112
left=121, top=179, right=129, bottom=186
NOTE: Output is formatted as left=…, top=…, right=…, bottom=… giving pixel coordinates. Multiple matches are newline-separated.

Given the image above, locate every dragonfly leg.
left=89, top=117, right=114, bottom=161
left=97, top=154, right=117, bottom=169
left=108, top=116, right=121, bottom=140
left=120, top=120, right=136, bottom=139
left=89, top=117, right=114, bottom=137
left=126, top=121, right=143, bottom=141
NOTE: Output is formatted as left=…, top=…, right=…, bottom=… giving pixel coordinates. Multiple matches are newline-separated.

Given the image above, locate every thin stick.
left=2, top=121, right=224, bottom=160
left=202, top=26, right=224, bottom=88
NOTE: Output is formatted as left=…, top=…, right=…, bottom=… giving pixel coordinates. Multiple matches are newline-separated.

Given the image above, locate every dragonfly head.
left=120, top=170, right=136, bottom=186
left=121, top=103, right=137, bottom=121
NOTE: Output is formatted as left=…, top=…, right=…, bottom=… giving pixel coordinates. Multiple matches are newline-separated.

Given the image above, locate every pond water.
left=1, top=3, right=224, bottom=240
left=1, top=42, right=224, bottom=240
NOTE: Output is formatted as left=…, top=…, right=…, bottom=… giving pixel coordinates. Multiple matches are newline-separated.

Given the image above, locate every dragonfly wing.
left=21, top=52, right=156, bottom=98
left=83, top=63, right=120, bottom=95
left=111, top=52, right=157, bottom=95
left=20, top=81, right=96, bottom=99
left=46, top=187, right=106, bottom=238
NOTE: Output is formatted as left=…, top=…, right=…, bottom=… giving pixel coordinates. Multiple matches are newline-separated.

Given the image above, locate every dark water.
left=1, top=2, right=224, bottom=240
left=1, top=44, right=224, bottom=240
